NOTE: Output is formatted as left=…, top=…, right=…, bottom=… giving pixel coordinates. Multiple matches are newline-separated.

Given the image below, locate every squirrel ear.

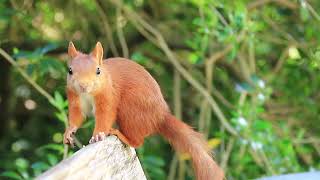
left=68, top=42, right=78, bottom=59
left=91, top=42, right=103, bottom=65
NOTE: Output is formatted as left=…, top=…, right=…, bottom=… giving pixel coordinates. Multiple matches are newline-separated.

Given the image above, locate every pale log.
left=36, top=136, right=147, bottom=180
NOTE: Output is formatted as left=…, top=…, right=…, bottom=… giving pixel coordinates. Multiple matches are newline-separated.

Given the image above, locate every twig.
left=293, top=138, right=320, bottom=144
left=198, top=61, right=212, bottom=135
left=263, top=15, right=296, bottom=43
left=173, top=70, right=182, bottom=119
left=63, top=144, right=69, bottom=159
left=95, top=0, right=119, bottom=56
left=198, top=6, right=212, bottom=138
left=72, top=134, right=84, bottom=148
left=198, top=95, right=214, bottom=139
left=235, top=143, right=247, bottom=173
left=167, top=154, right=178, bottom=180
left=178, top=158, right=186, bottom=180
left=259, top=148, right=276, bottom=175
left=212, top=89, right=234, bottom=109
left=247, top=0, right=298, bottom=10
left=249, top=149, right=264, bottom=167
left=248, top=37, right=256, bottom=73
left=220, top=138, right=235, bottom=170
left=237, top=53, right=253, bottom=83
left=116, top=8, right=129, bottom=58
left=213, top=7, right=229, bottom=27
left=305, top=1, right=320, bottom=22
left=239, top=92, right=247, bottom=107
left=272, top=46, right=289, bottom=74
left=128, top=17, right=159, bottom=45
left=173, top=69, right=185, bottom=180
left=311, top=143, right=320, bottom=156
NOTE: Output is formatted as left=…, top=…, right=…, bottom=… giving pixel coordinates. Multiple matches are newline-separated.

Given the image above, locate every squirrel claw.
left=89, top=132, right=106, bottom=144
left=66, top=135, right=74, bottom=147
left=63, top=126, right=77, bottom=147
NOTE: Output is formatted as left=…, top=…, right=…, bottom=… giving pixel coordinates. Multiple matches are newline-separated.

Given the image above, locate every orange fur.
left=64, top=42, right=224, bottom=180
left=66, top=88, right=83, bottom=128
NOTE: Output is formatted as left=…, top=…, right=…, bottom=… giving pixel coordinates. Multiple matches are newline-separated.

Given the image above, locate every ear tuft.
left=91, top=42, right=104, bottom=65
left=68, top=42, right=78, bottom=59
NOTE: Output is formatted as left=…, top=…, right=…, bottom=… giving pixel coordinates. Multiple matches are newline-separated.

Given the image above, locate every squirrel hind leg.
left=110, top=128, right=144, bottom=148
left=125, top=136, right=144, bottom=148
left=128, top=139, right=144, bottom=148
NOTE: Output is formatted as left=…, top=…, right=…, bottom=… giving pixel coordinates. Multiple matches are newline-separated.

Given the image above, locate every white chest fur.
left=80, top=93, right=95, bottom=117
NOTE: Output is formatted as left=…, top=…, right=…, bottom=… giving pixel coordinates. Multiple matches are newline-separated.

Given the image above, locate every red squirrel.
left=63, top=42, right=224, bottom=180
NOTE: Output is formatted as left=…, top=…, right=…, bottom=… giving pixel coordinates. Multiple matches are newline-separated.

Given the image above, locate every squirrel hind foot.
left=89, top=132, right=107, bottom=144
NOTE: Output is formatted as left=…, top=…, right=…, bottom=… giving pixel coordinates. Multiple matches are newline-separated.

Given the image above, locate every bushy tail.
left=159, top=114, right=224, bottom=180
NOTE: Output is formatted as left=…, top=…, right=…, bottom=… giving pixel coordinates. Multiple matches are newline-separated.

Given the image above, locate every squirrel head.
left=67, top=42, right=108, bottom=94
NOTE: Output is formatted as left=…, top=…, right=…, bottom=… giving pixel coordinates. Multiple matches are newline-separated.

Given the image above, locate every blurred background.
left=1, top=0, right=320, bottom=179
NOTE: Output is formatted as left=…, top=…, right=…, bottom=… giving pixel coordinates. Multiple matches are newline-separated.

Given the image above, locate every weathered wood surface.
left=36, top=135, right=147, bottom=180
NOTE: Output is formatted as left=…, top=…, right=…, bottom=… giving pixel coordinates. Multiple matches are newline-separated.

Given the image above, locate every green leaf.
left=148, top=167, right=165, bottom=179
left=131, top=52, right=148, bottom=64
left=55, top=92, right=64, bottom=107
left=228, top=43, right=238, bottom=61
left=54, top=112, right=66, bottom=122
left=288, top=46, right=301, bottom=59
left=47, top=154, right=58, bottom=166
left=0, top=171, right=22, bottom=180
left=38, top=143, right=64, bottom=154
left=38, top=43, right=59, bottom=55
left=188, top=53, right=199, bottom=64
left=15, top=158, right=29, bottom=170
left=144, top=156, right=165, bottom=167
left=81, top=120, right=94, bottom=128
left=50, top=91, right=67, bottom=110
left=190, top=0, right=205, bottom=7
left=31, top=162, right=50, bottom=172
left=253, top=120, right=271, bottom=131
left=39, top=57, right=65, bottom=78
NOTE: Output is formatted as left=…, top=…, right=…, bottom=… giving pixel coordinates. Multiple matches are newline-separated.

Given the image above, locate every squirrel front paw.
left=89, top=132, right=107, bottom=144
left=63, top=126, right=77, bottom=147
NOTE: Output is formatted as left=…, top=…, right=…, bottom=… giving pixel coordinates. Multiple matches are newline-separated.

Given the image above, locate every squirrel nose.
left=78, top=83, right=89, bottom=92
left=79, top=84, right=86, bottom=91
left=79, top=81, right=90, bottom=88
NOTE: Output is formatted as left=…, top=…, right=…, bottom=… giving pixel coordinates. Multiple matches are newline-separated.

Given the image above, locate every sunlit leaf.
left=288, top=47, right=301, bottom=59
left=179, top=153, right=191, bottom=160
left=15, top=158, right=29, bottom=170
left=207, top=138, right=221, bottom=149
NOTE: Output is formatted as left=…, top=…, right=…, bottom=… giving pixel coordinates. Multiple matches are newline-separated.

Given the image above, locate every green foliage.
left=1, top=0, right=320, bottom=179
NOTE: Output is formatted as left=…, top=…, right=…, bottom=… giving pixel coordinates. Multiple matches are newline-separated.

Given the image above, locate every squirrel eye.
left=68, top=67, right=73, bottom=75
left=96, top=67, right=101, bottom=75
